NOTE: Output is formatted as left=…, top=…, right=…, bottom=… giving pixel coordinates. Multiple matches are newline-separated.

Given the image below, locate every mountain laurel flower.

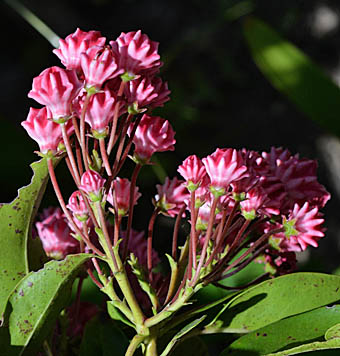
left=80, top=46, right=122, bottom=90
left=28, top=66, right=82, bottom=120
left=53, top=28, right=106, bottom=71
left=110, top=30, right=162, bottom=78
left=79, top=170, right=106, bottom=202
left=240, top=187, right=268, bottom=220
left=84, top=88, right=116, bottom=137
left=36, top=207, right=79, bottom=259
left=107, top=177, right=141, bottom=216
left=125, top=76, right=170, bottom=113
left=21, top=106, right=69, bottom=155
left=202, top=148, right=248, bottom=196
left=155, top=177, right=189, bottom=217
left=178, top=155, right=207, bottom=191
left=67, top=190, right=88, bottom=221
left=128, top=114, right=176, bottom=163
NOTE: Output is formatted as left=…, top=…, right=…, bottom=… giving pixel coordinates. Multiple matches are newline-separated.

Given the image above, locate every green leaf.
left=2, top=253, right=91, bottom=355
left=210, top=273, right=340, bottom=333
left=225, top=305, right=340, bottom=355
left=160, top=316, right=207, bottom=356
left=0, top=157, right=56, bottom=318
left=243, top=16, right=340, bottom=137
left=325, top=323, right=340, bottom=341
left=107, top=301, right=134, bottom=328
left=80, top=315, right=129, bottom=356
left=170, top=336, right=209, bottom=356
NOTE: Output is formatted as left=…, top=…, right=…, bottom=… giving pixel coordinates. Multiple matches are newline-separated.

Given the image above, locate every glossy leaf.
left=0, top=157, right=55, bottom=318
left=243, top=16, right=340, bottom=137
left=225, top=305, right=340, bottom=355
left=2, top=254, right=91, bottom=355
left=210, top=273, right=340, bottom=333
left=80, top=315, right=128, bottom=356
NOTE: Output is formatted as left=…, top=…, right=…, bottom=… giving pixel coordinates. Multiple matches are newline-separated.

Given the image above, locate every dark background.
left=2, top=0, right=340, bottom=271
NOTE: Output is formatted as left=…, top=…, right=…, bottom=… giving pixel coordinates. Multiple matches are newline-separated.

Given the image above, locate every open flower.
left=28, top=66, right=82, bottom=120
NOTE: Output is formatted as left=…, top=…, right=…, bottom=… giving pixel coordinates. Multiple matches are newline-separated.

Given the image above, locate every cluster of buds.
left=24, top=28, right=329, bottom=336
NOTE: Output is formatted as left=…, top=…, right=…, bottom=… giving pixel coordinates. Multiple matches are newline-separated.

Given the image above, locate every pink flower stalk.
left=178, top=155, right=207, bottom=190
left=110, top=30, right=161, bottom=76
left=202, top=148, right=248, bottom=194
left=36, top=207, right=79, bottom=259
left=67, top=190, right=88, bottom=220
left=28, top=66, right=82, bottom=119
left=83, top=88, right=116, bottom=135
left=128, top=114, right=176, bottom=162
left=79, top=170, right=106, bottom=202
left=80, top=46, right=122, bottom=89
left=22, top=106, right=70, bottom=154
left=125, top=76, right=170, bottom=111
left=155, top=177, right=189, bottom=217
left=53, top=28, right=106, bottom=71
left=107, top=177, right=141, bottom=216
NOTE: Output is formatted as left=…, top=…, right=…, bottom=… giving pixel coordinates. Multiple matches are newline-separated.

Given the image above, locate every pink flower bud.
left=128, top=114, right=176, bottom=162
left=79, top=170, right=106, bottom=202
left=53, top=28, right=106, bottom=71
left=84, top=88, right=116, bottom=134
left=36, top=207, right=79, bottom=259
left=80, top=46, right=122, bottom=89
left=107, top=177, right=141, bottom=216
left=28, top=66, right=83, bottom=119
left=67, top=190, right=88, bottom=219
left=202, top=148, right=248, bottom=192
left=125, top=76, right=170, bottom=111
left=155, top=177, right=189, bottom=217
left=178, top=155, right=207, bottom=189
left=240, top=187, right=268, bottom=220
left=110, top=30, right=162, bottom=76
left=21, top=106, right=71, bottom=154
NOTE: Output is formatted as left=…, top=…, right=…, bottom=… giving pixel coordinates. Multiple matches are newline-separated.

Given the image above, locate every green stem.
left=145, top=337, right=158, bottom=356
left=125, top=334, right=146, bottom=356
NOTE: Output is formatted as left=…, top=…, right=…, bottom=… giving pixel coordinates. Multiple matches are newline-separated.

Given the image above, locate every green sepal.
left=92, top=129, right=108, bottom=140
left=121, top=71, right=137, bottom=82
left=90, top=149, right=102, bottom=172
left=209, top=185, right=226, bottom=198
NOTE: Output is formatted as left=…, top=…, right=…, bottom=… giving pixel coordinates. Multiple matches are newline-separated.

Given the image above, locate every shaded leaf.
left=243, top=16, right=340, bottom=137
left=80, top=315, right=128, bottom=356
left=210, top=273, right=340, bottom=333
left=0, top=158, right=57, bottom=317
left=225, top=305, right=340, bottom=355
left=107, top=301, right=134, bottom=328
left=2, top=254, right=91, bottom=355
left=170, top=336, right=209, bottom=356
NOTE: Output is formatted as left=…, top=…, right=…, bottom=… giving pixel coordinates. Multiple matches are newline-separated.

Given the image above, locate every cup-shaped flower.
left=84, top=88, right=116, bottom=137
left=155, top=177, right=189, bottom=217
left=178, top=155, right=207, bottom=191
left=36, top=207, right=79, bottom=259
left=53, top=28, right=106, bottom=71
left=80, top=46, right=122, bottom=89
left=110, top=30, right=161, bottom=77
left=28, top=66, right=83, bottom=120
left=21, top=106, right=67, bottom=155
left=125, top=76, right=170, bottom=113
left=67, top=190, right=88, bottom=221
left=202, top=148, right=248, bottom=196
left=79, top=170, right=106, bottom=202
left=128, top=114, right=176, bottom=163
left=107, top=177, right=141, bottom=216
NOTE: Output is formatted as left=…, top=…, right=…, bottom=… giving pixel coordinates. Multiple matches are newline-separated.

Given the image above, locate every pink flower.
left=155, top=177, right=189, bottom=217
left=84, top=88, right=116, bottom=134
left=202, top=148, right=248, bottom=192
left=53, top=28, right=106, bottom=71
left=67, top=190, right=88, bottom=220
left=107, top=177, right=141, bottom=216
left=177, top=155, right=207, bottom=189
left=21, top=106, right=70, bottom=154
left=28, top=66, right=82, bottom=119
left=79, top=170, right=106, bottom=202
left=128, top=114, right=176, bottom=162
left=36, top=207, right=79, bottom=259
left=125, top=76, right=170, bottom=111
left=110, top=30, right=161, bottom=76
left=80, top=46, right=122, bottom=89
left=240, top=187, right=268, bottom=220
